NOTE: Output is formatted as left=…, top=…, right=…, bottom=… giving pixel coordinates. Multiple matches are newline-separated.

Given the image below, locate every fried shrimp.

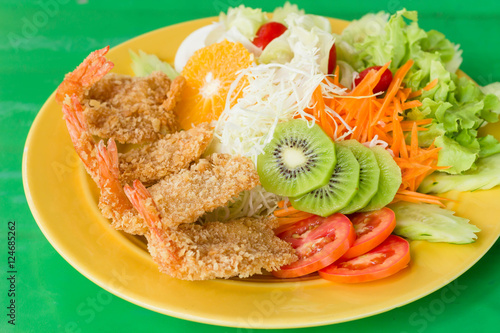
left=84, top=73, right=183, bottom=143
left=56, top=46, right=183, bottom=144
left=145, top=153, right=260, bottom=228
left=96, top=144, right=259, bottom=235
left=125, top=181, right=297, bottom=280
left=63, top=91, right=214, bottom=234
left=59, top=46, right=297, bottom=281
left=118, top=122, right=213, bottom=185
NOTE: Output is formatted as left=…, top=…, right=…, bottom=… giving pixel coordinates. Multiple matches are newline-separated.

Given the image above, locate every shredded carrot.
left=277, top=200, right=287, bottom=208
left=408, top=89, right=423, bottom=99
left=333, top=65, right=340, bottom=86
left=401, top=100, right=423, bottom=110
left=423, top=78, right=439, bottom=91
left=273, top=207, right=299, bottom=217
left=392, top=192, right=446, bottom=207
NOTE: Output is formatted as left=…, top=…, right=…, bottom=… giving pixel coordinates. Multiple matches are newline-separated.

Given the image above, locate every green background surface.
left=1, top=0, right=499, bottom=332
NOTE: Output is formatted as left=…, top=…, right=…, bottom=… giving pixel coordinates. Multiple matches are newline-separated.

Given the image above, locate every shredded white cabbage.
left=362, top=135, right=393, bottom=156
left=214, top=34, right=346, bottom=164
left=200, top=186, right=282, bottom=222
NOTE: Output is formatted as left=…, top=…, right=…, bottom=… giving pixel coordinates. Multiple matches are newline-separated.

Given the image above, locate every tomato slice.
left=319, top=235, right=410, bottom=283
left=341, top=207, right=396, bottom=259
left=252, top=22, right=287, bottom=50
left=354, top=66, right=393, bottom=94
left=327, top=43, right=337, bottom=74
left=273, top=214, right=355, bottom=278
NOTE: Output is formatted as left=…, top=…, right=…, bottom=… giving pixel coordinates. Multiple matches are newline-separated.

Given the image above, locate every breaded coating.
left=162, top=75, right=185, bottom=111
left=147, top=153, right=260, bottom=228
left=83, top=71, right=182, bottom=144
left=146, top=216, right=297, bottom=280
left=118, top=122, right=213, bottom=185
left=99, top=193, right=147, bottom=235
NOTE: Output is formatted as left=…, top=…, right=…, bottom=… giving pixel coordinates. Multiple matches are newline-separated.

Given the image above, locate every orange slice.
left=175, top=40, right=253, bottom=130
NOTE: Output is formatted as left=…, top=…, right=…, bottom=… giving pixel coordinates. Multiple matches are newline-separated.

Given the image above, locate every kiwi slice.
left=290, top=144, right=360, bottom=216
left=360, top=146, right=402, bottom=212
left=257, top=119, right=336, bottom=197
left=338, top=140, right=380, bottom=214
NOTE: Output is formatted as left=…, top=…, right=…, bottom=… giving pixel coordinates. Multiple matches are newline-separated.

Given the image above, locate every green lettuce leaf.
left=340, top=12, right=389, bottom=48
left=259, top=13, right=334, bottom=73
left=272, top=2, right=304, bottom=25
left=338, top=9, right=461, bottom=77
left=409, top=122, right=446, bottom=148
left=337, top=8, right=500, bottom=174
left=219, top=5, right=267, bottom=40
left=129, top=50, right=179, bottom=79
left=434, top=135, right=479, bottom=174
left=478, top=135, right=500, bottom=158
left=419, top=152, right=500, bottom=193
left=481, top=82, right=500, bottom=99
left=258, top=31, right=293, bottom=64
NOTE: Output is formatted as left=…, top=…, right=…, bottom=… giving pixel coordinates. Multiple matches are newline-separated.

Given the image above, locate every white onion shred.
left=362, top=135, right=389, bottom=149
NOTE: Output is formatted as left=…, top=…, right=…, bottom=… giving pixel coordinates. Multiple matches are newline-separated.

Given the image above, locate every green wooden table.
left=1, top=0, right=499, bottom=332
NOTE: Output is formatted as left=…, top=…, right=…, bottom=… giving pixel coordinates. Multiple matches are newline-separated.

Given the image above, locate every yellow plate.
left=23, top=17, right=500, bottom=328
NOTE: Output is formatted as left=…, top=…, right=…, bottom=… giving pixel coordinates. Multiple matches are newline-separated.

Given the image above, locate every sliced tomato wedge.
left=319, top=235, right=410, bottom=283
left=252, top=22, right=287, bottom=49
left=341, top=207, right=396, bottom=259
left=273, top=214, right=355, bottom=278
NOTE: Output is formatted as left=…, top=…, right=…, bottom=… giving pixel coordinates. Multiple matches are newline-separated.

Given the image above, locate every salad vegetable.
left=419, top=152, right=500, bottom=193
left=130, top=50, right=179, bottom=78
left=271, top=2, right=304, bottom=24
left=272, top=214, right=356, bottom=278
left=354, top=66, right=393, bottom=94
left=219, top=5, right=267, bottom=40
left=335, top=9, right=500, bottom=174
left=128, top=2, right=500, bottom=282
left=341, top=208, right=396, bottom=259
left=252, top=22, right=288, bottom=49
left=319, top=235, right=410, bottom=283
left=389, top=201, right=480, bottom=244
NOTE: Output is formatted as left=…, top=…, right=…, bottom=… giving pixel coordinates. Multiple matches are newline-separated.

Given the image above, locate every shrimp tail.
left=124, top=180, right=179, bottom=260
left=62, top=94, right=99, bottom=183
left=55, top=46, right=114, bottom=104
left=96, top=139, right=120, bottom=186
left=124, top=180, right=162, bottom=230
left=96, top=140, right=146, bottom=235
